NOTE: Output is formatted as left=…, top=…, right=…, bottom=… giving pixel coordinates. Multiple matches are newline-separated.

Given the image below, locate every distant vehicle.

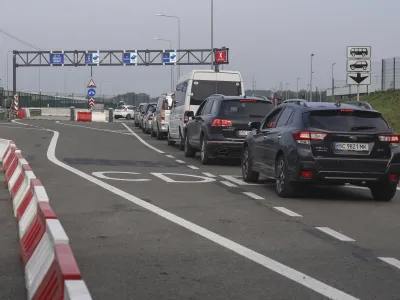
left=183, top=95, right=274, bottom=164
left=151, top=93, right=174, bottom=140
left=241, top=100, right=400, bottom=201
left=350, top=61, right=368, bottom=70
left=168, top=69, right=245, bottom=150
left=134, top=103, right=146, bottom=127
left=141, top=103, right=157, bottom=132
left=350, top=48, right=368, bottom=57
left=114, top=105, right=135, bottom=120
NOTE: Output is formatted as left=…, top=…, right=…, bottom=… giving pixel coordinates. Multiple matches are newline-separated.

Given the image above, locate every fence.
left=382, top=57, right=400, bottom=91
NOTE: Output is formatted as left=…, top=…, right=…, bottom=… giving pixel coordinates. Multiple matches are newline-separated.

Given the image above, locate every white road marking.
left=243, top=192, right=264, bottom=200
left=166, top=155, right=175, bottom=159
left=315, top=227, right=355, bottom=242
left=122, top=123, right=164, bottom=154
left=175, top=159, right=186, bottom=164
left=92, top=171, right=150, bottom=182
left=344, top=184, right=400, bottom=191
left=57, top=121, right=132, bottom=135
left=202, top=172, right=216, bottom=178
left=151, top=173, right=215, bottom=183
left=12, top=120, right=359, bottom=300
left=187, top=165, right=199, bottom=170
left=274, top=207, right=302, bottom=217
left=220, top=175, right=260, bottom=186
left=379, top=257, right=400, bottom=270
left=220, top=181, right=238, bottom=188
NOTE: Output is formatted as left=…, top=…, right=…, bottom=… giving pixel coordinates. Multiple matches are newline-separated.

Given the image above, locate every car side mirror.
left=248, top=121, right=260, bottom=130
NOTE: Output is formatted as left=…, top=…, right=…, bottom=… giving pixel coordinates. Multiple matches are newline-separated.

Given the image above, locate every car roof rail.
left=344, top=100, right=373, bottom=109
left=281, top=99, right=309, bottom=107
left=210, top=94, right=225, bottom=98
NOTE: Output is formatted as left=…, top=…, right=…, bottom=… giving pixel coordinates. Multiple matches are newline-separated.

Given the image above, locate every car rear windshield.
left=190, top=80, right=242, bottom=106
left=219, top=100, right=274, bottom=118
left=305, top=110, right=390, bottom=132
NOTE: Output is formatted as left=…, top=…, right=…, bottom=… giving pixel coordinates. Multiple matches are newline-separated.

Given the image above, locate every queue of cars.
left=127, top=69, right=399, bottom=201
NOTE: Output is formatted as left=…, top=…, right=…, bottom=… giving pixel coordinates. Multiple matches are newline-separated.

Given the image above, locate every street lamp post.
left=154, top=38, right=174, bottom=91
left=297, top=78, right=300, bottom=98
left=331, top=62, right=336, bottom=102
left=310, top=54, right=314, bottom=101
left=156, top=13, right=181, bottom=81
left=211, top=0, right=214, bottom=70
left=286, top=82, right=289, bottom=100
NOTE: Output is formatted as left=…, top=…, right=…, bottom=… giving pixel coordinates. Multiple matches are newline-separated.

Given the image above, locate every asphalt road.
left=1, top=119, right=400, bottom=300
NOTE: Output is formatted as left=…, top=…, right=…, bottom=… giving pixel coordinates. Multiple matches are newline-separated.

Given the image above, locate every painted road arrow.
left=350, top=73, right=369, bottom=84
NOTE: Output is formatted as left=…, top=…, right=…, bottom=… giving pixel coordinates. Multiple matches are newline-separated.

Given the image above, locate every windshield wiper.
left=350, top=126, right=376, bottom=131
left=249, top=114, right=265, bottom=118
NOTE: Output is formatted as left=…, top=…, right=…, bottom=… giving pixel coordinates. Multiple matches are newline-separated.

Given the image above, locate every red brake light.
left=389, top=173, right=398, bottom=181
left=240, top=99, right=256, bottom=103
left=292, top=131, right=327, bottom=144
left=148, top=115, right=153, bottom=120
left=340, top=109, right=353, bottom=112
left=211, top=119, right=233, bottom=127
left=301, top=171, right=313, bottom=179
left=184, top=110, right=190, bottom=123
left=378, top=134, right=399, bottom=147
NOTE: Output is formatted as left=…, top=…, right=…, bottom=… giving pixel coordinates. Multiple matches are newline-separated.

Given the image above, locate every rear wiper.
left=249, top=114, right=265, bottom=118
left=350, top=126, right=376, bottom=131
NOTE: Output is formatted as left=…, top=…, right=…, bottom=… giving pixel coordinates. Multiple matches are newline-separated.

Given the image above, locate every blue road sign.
left=163, top=52, right=177, bottom=63
left=85, top=53, right=93, bottom=64
left=87, top=88, right=96, bottom=97
left=123, top=52, right=137, bottom=64
left=50, top=53, right=64, bottom=65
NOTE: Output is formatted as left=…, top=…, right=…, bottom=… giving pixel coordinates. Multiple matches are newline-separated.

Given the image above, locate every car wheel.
left=369, top=181, right=397, bottom=202
left=241, top=146, right=259, bottom=182
left=184, top=133, right=196, bottom=157
left=200, top=135, right=211, bottom=165
left=167, top=130, right=175, bottom=145
left=150, top=126, right=156, bottom=137
left=156, top=125, right=162, bottom=140
left=275, top=155, right=295, bottom=198
left=351, top=66, right=355, bottom=70
left=363, top=66, right=367, bottom=70
left=178, top=131, right=185, bottom=151
left=126, top=114, right=131, bottom=120
left=362, top=53, right=365, bottom=57
left=115, top=116, right=119, bottom=119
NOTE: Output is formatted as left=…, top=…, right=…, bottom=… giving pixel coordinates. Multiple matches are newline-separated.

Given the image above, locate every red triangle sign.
left=87, top=79, right=96, bottom=88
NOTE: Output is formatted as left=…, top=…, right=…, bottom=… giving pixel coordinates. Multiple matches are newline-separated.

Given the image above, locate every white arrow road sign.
left=347, top=72, right=371, bottom=85
left=347, top=59, right=371, bottom=72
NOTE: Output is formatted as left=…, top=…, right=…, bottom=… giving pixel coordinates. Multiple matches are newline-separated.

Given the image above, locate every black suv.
left=184, top=95, right=274, bottom=164
left=241, top=99, right=400, bottom=201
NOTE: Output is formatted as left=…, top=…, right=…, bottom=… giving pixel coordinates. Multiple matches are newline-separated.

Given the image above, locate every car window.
left=116, top=105, right=124, bottom=110
left=305, top=110, right=390, bottom=132
left=275, top=107, right=294, bottom=128
left=210, top=100, right=219, bottom=115
left=219, top=99, right=274, bottom=119
left=261, top=108, right=283, bottom=129
left=202, top=99, right=214, bottom=115
left=195, top=100, right=208, bottom=116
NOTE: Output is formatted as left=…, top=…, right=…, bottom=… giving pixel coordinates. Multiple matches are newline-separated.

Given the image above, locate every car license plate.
left=238, top=130, right=250, bottom=137
left=335, top=142, right=369, bottom=151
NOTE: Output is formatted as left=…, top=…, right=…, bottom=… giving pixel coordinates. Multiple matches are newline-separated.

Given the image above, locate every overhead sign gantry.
left=12, top=47, right=229, bottom=95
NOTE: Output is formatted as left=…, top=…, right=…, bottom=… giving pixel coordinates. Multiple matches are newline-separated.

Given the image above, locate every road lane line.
left=165, top=155, right=175, bottom=159
left=220, top=181, right=238, bottom=188
left=274, top=207, right=302, bottom=217
left=202, top=172, right=216, bottom=178
left=175, top=159, right=186, bottom=164
left=379, top=257, right=400, bottom=270
left=122, top=123, right=164, bottom=154
left=315, top=227, right=355, bottom=242
left=243, top=192, right=264, bottom=200
left=220, top=175, right=260, bottom=186
left=12, top=120, right=359, bottom=300
left=187, top=165, right=199, bottom=170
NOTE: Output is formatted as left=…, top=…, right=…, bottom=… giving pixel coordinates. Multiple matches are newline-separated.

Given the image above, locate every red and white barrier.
left=0, top=138, right=92, bottom=300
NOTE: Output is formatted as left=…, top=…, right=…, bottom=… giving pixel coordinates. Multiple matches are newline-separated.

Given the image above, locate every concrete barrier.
left=0, top=139, right=92, bottom=300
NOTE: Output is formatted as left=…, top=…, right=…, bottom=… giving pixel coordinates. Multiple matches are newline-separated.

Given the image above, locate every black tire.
left=115, top=116, right=119, bottom=120
left=167, top=130, right=175, bottom=145
left=150, top=126, right=156, bottom=137
left=126, top=114, right=131, bottom=120
left=184, top=133, right=196, bottom=157
left=178, top=130, right=185, bottom=151
left=156, top=125, right=162, bottom=140
left=241, top=146, right=259, bottom=182
left=351, top=66, right=355, bottom=70
left=134, top=122, right=139, bottom=127
left=369, top=181, right=397, bottom=202
left=200, top=135, right=211, bottom=165
left=275, top=155, right=295, bottom=198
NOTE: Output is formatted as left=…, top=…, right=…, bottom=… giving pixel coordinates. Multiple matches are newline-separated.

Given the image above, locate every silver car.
left=141, top=103, right=157, bottom=133
left=134, top=103, right=146, bottom=127
left=151, top=93, right=174, bottom=140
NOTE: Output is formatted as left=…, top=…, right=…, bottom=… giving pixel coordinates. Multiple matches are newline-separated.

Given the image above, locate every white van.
left=151, top=93, right=174, bottom=140
left=167, top=70, right=244, bottom=149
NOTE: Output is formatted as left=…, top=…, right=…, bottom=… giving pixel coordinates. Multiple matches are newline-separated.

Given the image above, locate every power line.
left=0, top=28, right=41, bottom=50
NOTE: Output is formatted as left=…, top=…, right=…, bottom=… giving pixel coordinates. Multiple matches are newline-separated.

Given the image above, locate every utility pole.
left=310, top=54, right=314, bottom=101
left=331, top=62, right=336, bottom=102
left=297, top=78, right=300, bottom=98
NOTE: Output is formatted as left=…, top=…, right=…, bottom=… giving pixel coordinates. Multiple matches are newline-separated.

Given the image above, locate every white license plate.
left=335, top=142, right=369, bottom=151
left=238, top=130, right=250, bottom=137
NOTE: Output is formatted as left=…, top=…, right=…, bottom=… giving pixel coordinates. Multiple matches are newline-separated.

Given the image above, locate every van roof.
left=177, top=69, right=242, bottom=83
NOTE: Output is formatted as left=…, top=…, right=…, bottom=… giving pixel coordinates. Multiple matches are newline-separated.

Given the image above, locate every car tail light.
left=340, top=109, right=353, bottom=113
left=292, top=131, right=327, bottom=144
left=184, top=110, right=191, bottom=123
left=148, top=115, right=153, bottom=120
left=161, top=101, right=165, bottom=120
left=240, top=99, right=256, bottom=103
left=301, top=171, right=312, bottom=179
left=378, top=134, right=399, bottom=147
left=389, top=173, right=398, bottom=181
left=211, top=119, right=233, bottom=127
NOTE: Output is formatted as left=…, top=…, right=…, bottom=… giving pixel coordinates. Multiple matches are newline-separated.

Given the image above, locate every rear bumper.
left=158, top=121, right=168, bottom=133
left=206, top=140, right=244, bottom=158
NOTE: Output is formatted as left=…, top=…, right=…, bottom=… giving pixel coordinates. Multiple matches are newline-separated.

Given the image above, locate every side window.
left=275, top=107, right=294, bottom=128
left=202, top=100, right=214, bottom=115
left=195, top=100, right=208, bottom=116
left=210, top=100, right=219, bottom=115
left=175, top=80, right=188, bottom=107
left=261, top=108, right=283, bottom=129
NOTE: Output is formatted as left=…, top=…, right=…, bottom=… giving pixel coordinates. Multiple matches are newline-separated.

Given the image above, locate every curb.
left=0, top=139, right=92, bottom=300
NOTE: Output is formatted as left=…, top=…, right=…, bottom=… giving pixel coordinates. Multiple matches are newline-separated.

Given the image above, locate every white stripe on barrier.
left=25, top=233, right=54, bottom=299
left=13, top=170, right=36, bottom=217
left=47, top=219, right=69, bottom=244
left=33, top=185, right=50, bottom=202
left=64, top=280, right=92, bottom=300
left=8, top=159, right=24, bottom=193
left=91, top=112, right=106, bottom=122
left=0, top=139, right=10, bottom=158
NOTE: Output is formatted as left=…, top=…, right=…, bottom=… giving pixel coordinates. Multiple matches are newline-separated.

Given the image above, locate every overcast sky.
left=0, top=0, right=399, bottom=97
